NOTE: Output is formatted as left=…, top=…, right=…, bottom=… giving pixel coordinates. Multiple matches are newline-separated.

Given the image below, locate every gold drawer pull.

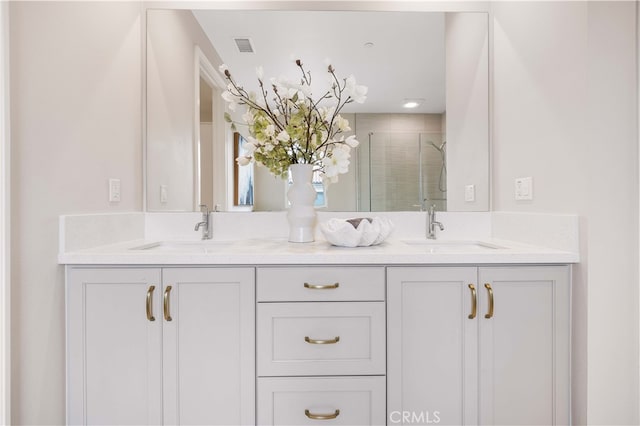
left=305, top=336, right=340, bottom=345
left=468, top=284, right=477, bottom=319
left=146, top=285, right=156, bottom=322
left=305, top=409, right=340, bottom=420
left=164, top=285, right=173, bottom=321
left=484, top=283, right=494, bottom=319
left=304, top=282, right=339, bottom=290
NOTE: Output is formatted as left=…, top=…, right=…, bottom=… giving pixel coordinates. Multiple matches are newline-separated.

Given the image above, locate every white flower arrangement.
left=219, top=59, right=367, bottom=183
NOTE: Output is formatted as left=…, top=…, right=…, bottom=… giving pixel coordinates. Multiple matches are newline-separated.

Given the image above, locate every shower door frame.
left=0, top=1, right=10, bottom=423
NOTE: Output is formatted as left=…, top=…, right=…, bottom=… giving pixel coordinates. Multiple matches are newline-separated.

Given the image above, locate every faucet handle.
left=198, top=204, right=210, bottom=215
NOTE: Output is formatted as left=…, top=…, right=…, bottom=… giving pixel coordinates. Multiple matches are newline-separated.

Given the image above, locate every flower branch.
left=220, top=59, right=367, bottom=182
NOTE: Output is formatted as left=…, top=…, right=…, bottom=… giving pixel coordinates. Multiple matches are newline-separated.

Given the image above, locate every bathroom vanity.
left=59, top=212, right=577, bottom=425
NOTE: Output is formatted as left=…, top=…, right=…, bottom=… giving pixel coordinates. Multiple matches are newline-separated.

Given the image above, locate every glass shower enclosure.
left=358, top=132, right=447, bottom=211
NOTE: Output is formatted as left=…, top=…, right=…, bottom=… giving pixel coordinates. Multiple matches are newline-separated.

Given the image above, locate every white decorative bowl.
left=319, top=217, right=394, bottom=247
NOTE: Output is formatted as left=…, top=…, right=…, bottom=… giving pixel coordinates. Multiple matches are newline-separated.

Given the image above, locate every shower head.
left=428, top=140, right=447, bottom=152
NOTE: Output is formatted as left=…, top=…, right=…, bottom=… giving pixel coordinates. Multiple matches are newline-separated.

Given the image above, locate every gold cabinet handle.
left=468, top=284, right=477, bottom=319
left=305, top=409, right=340, bottom=420
left=305, top=336, right=340, bottom=345
left=164, top=285, right=173, bottom=321
left=146, top=285, right=156, bottom=322
left=484, top=283, right=494, bottom=319
left=304, top=282, right=339, bottom=290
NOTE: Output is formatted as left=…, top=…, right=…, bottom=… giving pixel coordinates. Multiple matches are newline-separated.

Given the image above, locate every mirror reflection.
left=146, top=9, right=488, bottom=212
left=366, top=132, right=447, bottom=212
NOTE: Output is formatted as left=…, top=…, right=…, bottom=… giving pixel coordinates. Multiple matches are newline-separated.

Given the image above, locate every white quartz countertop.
left=58, top=237, right=578, bottom=265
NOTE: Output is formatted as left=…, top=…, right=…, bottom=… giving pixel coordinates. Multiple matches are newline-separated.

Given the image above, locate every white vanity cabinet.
left=66, top=266, right=255, bottom=426
left=387, top=266, right=570, bottom=426
left=64, top=260, right=571, bottom=426
left=256, top=266, right=387, bottom=425
left=67, top=268, right=163, bottom=425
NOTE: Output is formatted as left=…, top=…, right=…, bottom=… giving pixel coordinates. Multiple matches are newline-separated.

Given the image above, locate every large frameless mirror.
left=145, top=8, right=488, bottom=212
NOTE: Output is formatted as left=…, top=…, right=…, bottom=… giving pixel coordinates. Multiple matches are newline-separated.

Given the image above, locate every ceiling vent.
left=234, top=38, right=254, bottom=53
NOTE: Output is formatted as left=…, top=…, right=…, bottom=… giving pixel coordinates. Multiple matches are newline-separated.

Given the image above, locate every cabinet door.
left=66, top=267, right=163, bottom=426
left=162, top=267, right=255, bottom=425
left=477, top=266, right=569, bottom=426
left=388, top=267, right=478, bottom=426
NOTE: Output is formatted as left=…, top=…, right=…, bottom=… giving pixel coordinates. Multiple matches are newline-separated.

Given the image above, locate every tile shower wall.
left=368, top=132, right=446, bottom=211
left=355, top=114, right=444, bottom=211
left=370, top=133, right=420, bottom=211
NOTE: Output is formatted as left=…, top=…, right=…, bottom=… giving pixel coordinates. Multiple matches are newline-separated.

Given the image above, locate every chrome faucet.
left=427, top=204, right=444, bottom=239
left=194, top=204, right=212, bottom=240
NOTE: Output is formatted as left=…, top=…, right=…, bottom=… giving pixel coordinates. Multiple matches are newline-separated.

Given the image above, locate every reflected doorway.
left=194, top=45, right=225, bottom=211
left=199, top=76, right=214, bottom=209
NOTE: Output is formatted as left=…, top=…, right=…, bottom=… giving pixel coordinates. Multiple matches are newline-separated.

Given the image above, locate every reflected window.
left=233, top=133, right=254, bottom=206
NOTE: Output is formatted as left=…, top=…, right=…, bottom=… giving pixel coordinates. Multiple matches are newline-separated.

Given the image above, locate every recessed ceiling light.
left=364, top=42, right=375, bottom=49
left=403, top=99, right=424, bottom=109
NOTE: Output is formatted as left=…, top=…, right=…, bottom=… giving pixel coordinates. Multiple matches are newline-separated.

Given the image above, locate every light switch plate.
left=109, top=179, right=121, bottom=202
left=160, top=185, right=168, bottom=203
left=515, top=177, right=533, bottom=200
left=464, top=184, right=475, bottom=202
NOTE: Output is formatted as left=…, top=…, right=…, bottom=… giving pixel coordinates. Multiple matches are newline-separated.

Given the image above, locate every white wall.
left=492, top=2, right=639, bottom=424
left=445, top=12, right=489, bottom=211
left=253, top=165, right=286, bottom=211
left=9, top=2, right=143, bottom=424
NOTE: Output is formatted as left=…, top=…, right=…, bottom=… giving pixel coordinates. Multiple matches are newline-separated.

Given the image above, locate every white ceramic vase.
left=287, top=164, right=317, bottom=243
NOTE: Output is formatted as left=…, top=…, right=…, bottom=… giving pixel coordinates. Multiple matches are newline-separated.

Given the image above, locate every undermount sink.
left=401, top=240, right=505, bottom=252
left=130, top=240, right=235, bottom=253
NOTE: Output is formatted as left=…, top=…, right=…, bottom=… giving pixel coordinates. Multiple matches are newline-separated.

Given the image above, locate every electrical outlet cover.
left=464, top=184, right=475, bottom=202
left=160, top=185, right=168, bottom=203
left=109, top=179, right=121, bottom=202
left=515, top=177, right=533, bottom=200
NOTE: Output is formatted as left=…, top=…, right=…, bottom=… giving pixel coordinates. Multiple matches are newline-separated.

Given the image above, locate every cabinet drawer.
left=257, top=267, right=385, bottom=302
left=257, top=376, right=386, bottom=425
left=257, top=302, right=386, bottom=376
